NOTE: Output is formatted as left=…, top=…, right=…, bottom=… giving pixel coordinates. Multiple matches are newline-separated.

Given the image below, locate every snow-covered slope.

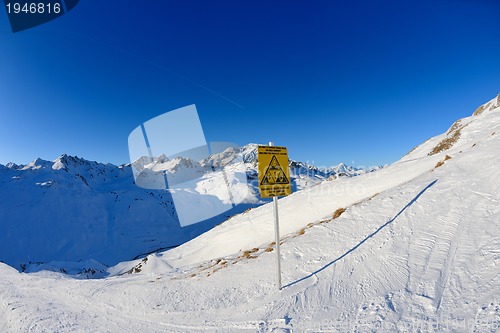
left=0, top=145, right=370, bottom=272
left=0, top=93, right=498, bottom=332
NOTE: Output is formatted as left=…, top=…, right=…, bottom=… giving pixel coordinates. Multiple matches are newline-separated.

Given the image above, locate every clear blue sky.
left=1, top=0, right=499, bottom=167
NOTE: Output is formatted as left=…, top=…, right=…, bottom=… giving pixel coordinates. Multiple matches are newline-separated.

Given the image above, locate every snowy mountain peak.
left=164, top=156, right=200, bottom=170
left=54, top=154, right=94, bottom=167
left=473, top=91, right=500, bottom=116
left=5, top=162, right=20, bottom=169
left=51, top=154, right=114, bottom=175
left=156, top=153, right=168, bottom=163
left=21, top=157, right=52, bottom=170
left=200, top=146, right=239, bottom=168
left=401, top=92, right=500, bottom=160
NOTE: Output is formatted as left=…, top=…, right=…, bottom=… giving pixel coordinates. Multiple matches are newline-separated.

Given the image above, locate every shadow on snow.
left=284, top=179, right=438, bottom=289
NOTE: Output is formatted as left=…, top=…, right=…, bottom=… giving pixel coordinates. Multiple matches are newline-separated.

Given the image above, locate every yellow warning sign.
left=258, top=146, right=292, bottom=198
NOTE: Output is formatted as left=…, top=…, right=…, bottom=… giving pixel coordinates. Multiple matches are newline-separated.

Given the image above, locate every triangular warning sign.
left=260, top=155, right=289, bottom=185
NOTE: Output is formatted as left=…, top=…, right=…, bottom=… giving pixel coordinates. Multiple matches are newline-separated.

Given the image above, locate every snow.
left=0, top=145, right=365, bottom=270
left=0, top=94, right=499, bottom=332
left=161, top=154, right=442, bottom=268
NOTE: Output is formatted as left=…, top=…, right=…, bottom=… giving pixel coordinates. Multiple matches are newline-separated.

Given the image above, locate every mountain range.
left=0, top=144, right=378, bottom=271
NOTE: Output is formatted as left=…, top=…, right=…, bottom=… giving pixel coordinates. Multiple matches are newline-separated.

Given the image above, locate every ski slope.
left=0, top=93, right=499, bottom=332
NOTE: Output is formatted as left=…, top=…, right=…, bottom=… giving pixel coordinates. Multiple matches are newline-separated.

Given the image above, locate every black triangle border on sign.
left=260, top=155, right=289, bottom=185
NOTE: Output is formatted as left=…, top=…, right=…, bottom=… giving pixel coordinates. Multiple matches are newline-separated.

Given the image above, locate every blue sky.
left=0, top=0, right=499, bottom=167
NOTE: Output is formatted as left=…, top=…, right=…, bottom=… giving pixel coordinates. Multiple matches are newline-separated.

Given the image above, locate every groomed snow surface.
left=1, top=94, right=499, bottom=332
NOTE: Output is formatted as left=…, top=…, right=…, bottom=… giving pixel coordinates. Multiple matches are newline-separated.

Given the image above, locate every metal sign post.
left=273, top=181, right=282, bottom=290
left=257, top=142, right=292, bottom=290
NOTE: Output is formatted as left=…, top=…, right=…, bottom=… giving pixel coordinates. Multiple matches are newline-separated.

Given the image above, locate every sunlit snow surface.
left=0, top=95, right=499, bottom=332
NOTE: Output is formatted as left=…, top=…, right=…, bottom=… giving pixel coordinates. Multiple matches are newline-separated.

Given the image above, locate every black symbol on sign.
left=261, top=155, right=289, bottom=185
